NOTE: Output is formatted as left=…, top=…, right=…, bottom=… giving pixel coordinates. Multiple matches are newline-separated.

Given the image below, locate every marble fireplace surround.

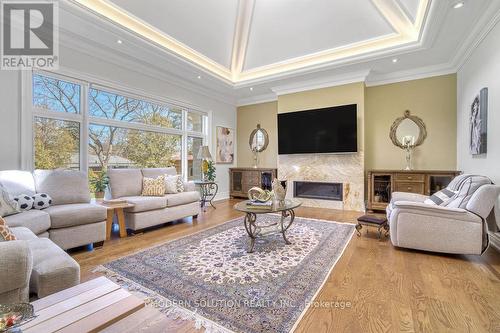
left=278, top=153, right=364, bottom=212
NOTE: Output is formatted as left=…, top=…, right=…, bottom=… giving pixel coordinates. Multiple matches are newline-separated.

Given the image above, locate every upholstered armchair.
left=387, top=175, right=500, bottom=255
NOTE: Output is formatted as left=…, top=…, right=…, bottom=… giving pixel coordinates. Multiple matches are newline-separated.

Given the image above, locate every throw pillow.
left=0, top=216, right=16, bottom=241
left=164, top=175, right=179, bottom=194
left=176, top=176, right=184, bottom=193
left=424, top=188, right=457, bottom=206
left=13, top=194, right=34, bottom=211
left=0, top=185, right=19, bottom=217
left=142, top=176, right=166, bottom=196
left=32, top=193, right=52, bottom=210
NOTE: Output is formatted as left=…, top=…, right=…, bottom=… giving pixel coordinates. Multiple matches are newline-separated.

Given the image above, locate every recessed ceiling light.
left=197, top=75, right=202, bottom=79
left=249, top=87, right=253, bottom=91
left=392, top=58, right=398, bottom=63
left=453, top=2, right=464, bottom=9
left=117, top=39, right=123, bottom=44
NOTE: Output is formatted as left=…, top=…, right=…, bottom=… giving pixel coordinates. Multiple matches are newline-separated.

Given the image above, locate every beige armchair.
left=387, top=179, right=500, bottom=255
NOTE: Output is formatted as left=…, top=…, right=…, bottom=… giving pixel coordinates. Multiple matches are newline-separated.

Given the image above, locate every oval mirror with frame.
left=249, top=124, right=269, bottom=153
left=390, top=110, right=427, bottom=149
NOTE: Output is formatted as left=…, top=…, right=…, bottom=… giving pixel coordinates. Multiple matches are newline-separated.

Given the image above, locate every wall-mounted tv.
left=278, top=104, right=358, bottom=154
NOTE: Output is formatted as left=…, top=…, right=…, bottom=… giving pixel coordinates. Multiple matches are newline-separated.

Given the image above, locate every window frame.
left=24, top=69, right=210, bottom=180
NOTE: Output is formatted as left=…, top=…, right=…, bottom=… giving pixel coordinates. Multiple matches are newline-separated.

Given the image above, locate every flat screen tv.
left=278, top=104, right=357, bottom=154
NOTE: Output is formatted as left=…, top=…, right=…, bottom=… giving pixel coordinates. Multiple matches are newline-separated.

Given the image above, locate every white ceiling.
left=61, top=0, right=500, bottom=105
left=244, top=0, right=396, bottom=70
left=399, top=0, right=420, bottom=23
left=107, top=0, right=238, bottom=69
left=72, top=0, right=430, bottom=82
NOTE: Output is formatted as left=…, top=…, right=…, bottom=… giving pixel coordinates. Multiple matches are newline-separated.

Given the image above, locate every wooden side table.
left=95, top=201, right=135, bottom=240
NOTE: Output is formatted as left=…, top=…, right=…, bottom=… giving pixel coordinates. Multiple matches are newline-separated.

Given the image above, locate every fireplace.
left=293, top=181, right=343, bottom=201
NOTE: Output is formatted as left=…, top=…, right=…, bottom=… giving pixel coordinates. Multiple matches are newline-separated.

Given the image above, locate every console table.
left=229, top=167, right=277, bottom=198
left=367, top=170, right=461, bottom=212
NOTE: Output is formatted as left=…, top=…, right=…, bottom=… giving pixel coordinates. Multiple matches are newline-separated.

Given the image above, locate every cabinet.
left=367, top=170, right=461, bottom=212
left=229, top=168, right=278, bottom=198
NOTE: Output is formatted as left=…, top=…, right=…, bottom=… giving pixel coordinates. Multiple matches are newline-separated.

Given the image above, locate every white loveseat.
left=107, top=167, right=200, bottom=232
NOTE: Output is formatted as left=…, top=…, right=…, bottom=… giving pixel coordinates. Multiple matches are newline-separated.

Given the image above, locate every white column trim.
left=230, top=0, right=256, bottom=76
left=20, top=70, right=34, bottom=171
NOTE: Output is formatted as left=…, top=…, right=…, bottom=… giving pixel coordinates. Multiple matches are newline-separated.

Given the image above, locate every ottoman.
left=27, top=237, right=80, bottom=298
left=356, top=215, right=389, bottom=239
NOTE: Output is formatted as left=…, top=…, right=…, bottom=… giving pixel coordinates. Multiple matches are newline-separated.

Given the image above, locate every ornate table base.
left=195, top=181, right=218, bottom=211
left=243, top=209, right=296, bottom=253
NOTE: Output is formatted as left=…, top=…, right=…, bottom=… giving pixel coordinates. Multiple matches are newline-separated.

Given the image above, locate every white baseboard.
left=214, top=191, right=230, bottom=202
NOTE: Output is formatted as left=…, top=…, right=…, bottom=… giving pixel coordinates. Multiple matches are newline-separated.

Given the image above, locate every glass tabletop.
left=234, top=199, right=302, bottom=213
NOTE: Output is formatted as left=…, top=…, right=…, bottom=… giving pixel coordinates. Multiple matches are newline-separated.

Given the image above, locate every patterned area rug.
left=97, top=215, right=354, bottom=333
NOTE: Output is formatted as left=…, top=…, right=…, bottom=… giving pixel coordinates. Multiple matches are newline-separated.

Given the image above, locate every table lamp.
left=197, top=146, right=212, bottom=181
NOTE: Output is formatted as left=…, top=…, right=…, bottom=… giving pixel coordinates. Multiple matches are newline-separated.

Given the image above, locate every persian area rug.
left=96, top=215, right=354, bottom=333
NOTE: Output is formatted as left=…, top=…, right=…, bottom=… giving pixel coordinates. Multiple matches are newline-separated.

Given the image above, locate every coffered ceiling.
left=72, top=0, right=430, bottom=83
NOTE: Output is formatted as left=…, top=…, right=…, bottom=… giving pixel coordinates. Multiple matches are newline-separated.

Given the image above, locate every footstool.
left=356, top=215, right=389, bottom=239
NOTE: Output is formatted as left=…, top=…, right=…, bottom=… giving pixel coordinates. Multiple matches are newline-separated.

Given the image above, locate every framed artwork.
left=216, top=126, right=234, bottom=164
left=470, top=87, right=488, bottom=155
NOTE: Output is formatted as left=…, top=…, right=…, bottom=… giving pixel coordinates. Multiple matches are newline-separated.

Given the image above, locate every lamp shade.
left=197, top=146, right=213, bottom=160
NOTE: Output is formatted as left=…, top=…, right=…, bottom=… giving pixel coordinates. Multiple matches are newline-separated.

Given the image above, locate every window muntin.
left=187, top=111, right=203, bottom=133
left=187, top=136, right=203, bottom=180
left=34, top=117, right=80, bottom=170
left=31, top=73, right=207, bottom=180
left=32, top=74, right=81, bottom=114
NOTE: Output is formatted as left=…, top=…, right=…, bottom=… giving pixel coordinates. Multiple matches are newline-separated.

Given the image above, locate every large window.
left=31, top=72, right=208, bottom=180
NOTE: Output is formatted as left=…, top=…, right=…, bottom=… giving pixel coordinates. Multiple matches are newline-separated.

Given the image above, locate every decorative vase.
left=95, top=191, right=105, bottom=199
left=272, top=179, right=286, bottom=203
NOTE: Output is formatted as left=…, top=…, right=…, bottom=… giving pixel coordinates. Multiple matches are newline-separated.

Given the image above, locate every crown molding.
left=451, top=2, right=500, bottom=72
left=69, top=0, right=433, bottom=84
left=58, top=32, right=237, bottom=107
left=365, top=62, right=456, bottom=87
left=58, top=4, right=237, bottom=106
left=236, top=93, right=277, bottom=107
left=271, top=70, right=371, bottom=96
left=70, top=0, right=233, bottom=81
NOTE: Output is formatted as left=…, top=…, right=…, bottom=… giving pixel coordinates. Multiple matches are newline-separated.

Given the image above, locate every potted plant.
left=206, top=160, right=216, bottom=182
left=89, top=171, right=109, bottom=199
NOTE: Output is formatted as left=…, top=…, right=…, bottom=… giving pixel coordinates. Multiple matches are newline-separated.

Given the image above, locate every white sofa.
left=0, top=170, right=107, bottom=250
left=0, top=227, right=80, bottom=303
left=107, top=167, right=200, bottom=232
left=387, top=174, right=500, bottom=255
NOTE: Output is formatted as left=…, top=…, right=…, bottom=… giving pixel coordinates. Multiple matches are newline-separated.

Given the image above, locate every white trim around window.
left=23, top=68, right=211, bottom=180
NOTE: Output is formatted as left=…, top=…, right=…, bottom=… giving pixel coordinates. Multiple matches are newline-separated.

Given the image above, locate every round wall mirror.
left=249, top=124, right=269, bottom=152
left=390, top=110, right=427, bottom=149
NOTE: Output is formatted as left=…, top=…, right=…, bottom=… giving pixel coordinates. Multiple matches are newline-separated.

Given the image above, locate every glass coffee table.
left=234, top=199, right=302, bottom=253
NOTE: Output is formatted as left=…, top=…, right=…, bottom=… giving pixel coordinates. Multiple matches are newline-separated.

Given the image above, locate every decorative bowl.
left=247, top=187, right=272, bottom=203
left=0, top=303, right=36, bottom=332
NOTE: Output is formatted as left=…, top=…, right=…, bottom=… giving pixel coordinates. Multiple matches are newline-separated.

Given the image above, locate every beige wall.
left=236, top=75, right=457, bottom=173
left=236, top=101, right=278, bottom=168
left=365, top=74, right=457, bottom=170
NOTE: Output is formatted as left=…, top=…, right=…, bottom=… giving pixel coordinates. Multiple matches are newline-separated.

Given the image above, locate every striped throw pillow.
left=141, top=176, right=166, bottom=197
left=424, top=188, right=457, bottom=206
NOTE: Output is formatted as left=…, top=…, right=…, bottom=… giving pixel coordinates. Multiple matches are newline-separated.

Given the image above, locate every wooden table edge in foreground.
left=21, top=276, right=145, bottom=333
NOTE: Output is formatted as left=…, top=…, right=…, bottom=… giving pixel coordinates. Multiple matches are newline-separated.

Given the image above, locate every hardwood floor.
left=72, top=199, right=500, bottom=333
